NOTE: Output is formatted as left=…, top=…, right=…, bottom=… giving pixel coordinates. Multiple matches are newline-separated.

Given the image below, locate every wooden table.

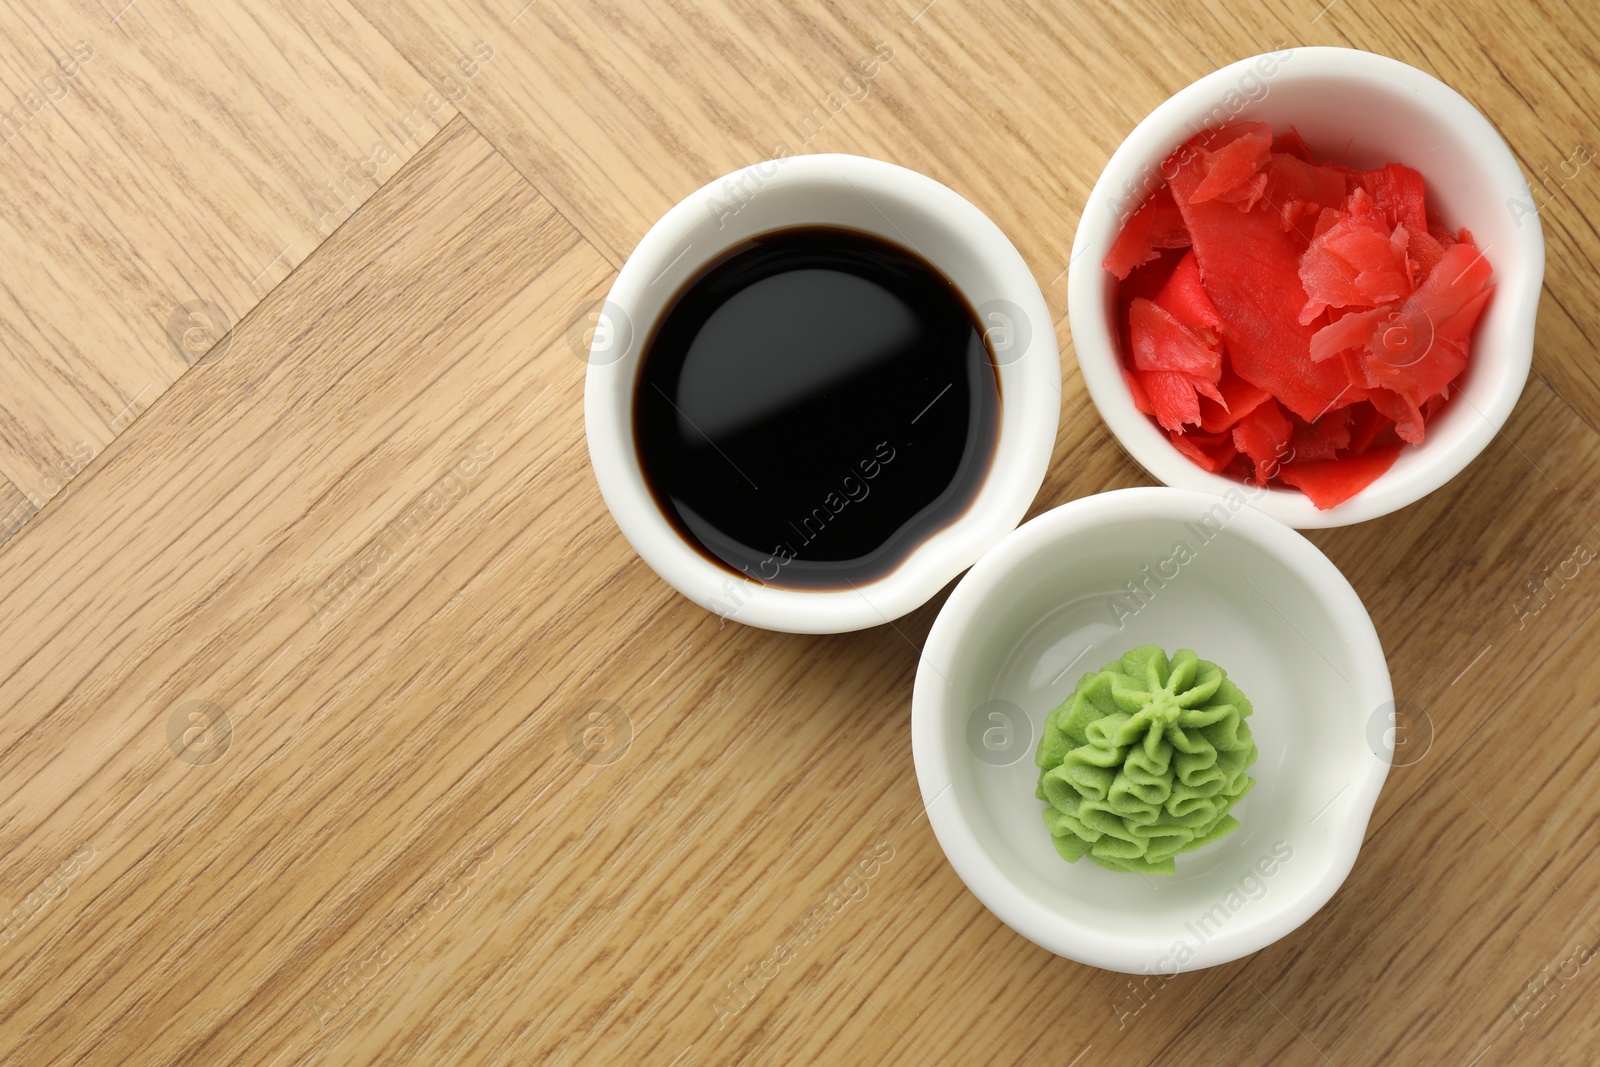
left=1, top=1, right=1597, bottom=1063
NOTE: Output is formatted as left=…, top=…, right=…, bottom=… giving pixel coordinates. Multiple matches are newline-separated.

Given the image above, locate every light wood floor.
left=1, top=1, right=1598, bottom=1063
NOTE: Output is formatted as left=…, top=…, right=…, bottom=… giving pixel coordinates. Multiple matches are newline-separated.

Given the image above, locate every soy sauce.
left=634, top=225, right=1001, bottom=590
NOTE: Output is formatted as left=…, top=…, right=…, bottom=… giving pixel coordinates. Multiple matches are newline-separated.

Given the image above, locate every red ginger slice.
left=1198, top=362, right=1273, bottom=433
left=1128, top=292, right=1226, bottom=434
left=1130, top=297, right=1223, bottom=381
left=1123, top=365, right=1153, bottom=416
left=1188, top=122, right=1273, bottom=204
left=1153, top=250, right=1222, bottom=332
left=1165, top=124, right=1355, bottom=422
left=1231, top=399, right=1293, bottom=483
left=1345, top=400, right=1390, bottom=454
left=1261, top=155, right=1350, bottom=244
left=1354, top=162, right=1428, bottom=234
left=1289, top=406, right=1354, bottom=462
left=1142, top=371, right=1204, bottom=432
left=1309, top=240, right=1493, bottom=442
left=1278, top=442, right=1403, bottom=510
left=1298, top=187, right=1414, bottom=324
left=1273, top=127, right=1315, bottom=162
left=1406, top=226, right=1448, bottom=281
left=1103, top=186, right=1190, bottom=280
left=1363, top=386, right=1429, bottom=446
left=1168, top=429, right=1238, bottom=473
left=1422, top=242, right=1495, bottom=335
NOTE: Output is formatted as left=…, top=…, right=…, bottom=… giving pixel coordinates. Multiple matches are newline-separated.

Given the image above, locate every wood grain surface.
left=1, top=1, right=1598, bottom=1065
left=0, top=0, right=449, bottom=514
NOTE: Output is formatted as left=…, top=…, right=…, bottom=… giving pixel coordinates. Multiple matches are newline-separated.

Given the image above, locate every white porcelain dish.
left=585, top=153, right=1060, bottom=633
left=911, top=487, right=1393, bottom=972
left=1067, top=47, right=1545, bottom=528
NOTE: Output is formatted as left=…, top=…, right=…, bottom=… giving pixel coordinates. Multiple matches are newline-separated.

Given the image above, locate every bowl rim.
left=585, top=152, right=1061, bottom=634
left=1066, top=45, right=1545, bottom=529
left=911, top=486, right=1393, bottom=972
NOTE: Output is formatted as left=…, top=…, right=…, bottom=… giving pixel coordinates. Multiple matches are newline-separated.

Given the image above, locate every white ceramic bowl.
left=911, top=487, right=1392, bottom=972
left=1067, top=47, right=1545, bottom=528
left=586, top=154, right=1060, bottom=633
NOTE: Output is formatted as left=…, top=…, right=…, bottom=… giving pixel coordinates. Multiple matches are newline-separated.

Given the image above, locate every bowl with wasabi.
left=910, top=486, right=1392, bottom=972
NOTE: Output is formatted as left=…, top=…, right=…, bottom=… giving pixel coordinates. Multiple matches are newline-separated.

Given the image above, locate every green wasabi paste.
left=1034, top=645, right=1258, bottom=875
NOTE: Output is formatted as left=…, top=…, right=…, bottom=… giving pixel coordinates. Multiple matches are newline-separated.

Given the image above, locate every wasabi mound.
left=1034, top=645, right=1258, bottom=875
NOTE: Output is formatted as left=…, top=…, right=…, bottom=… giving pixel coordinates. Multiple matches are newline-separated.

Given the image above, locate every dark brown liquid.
left=634, top=225, right=1001, bottom=590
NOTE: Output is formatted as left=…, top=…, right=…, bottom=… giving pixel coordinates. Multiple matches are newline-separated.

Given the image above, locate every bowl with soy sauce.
left=585, top=154, right=1060, bottom=633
